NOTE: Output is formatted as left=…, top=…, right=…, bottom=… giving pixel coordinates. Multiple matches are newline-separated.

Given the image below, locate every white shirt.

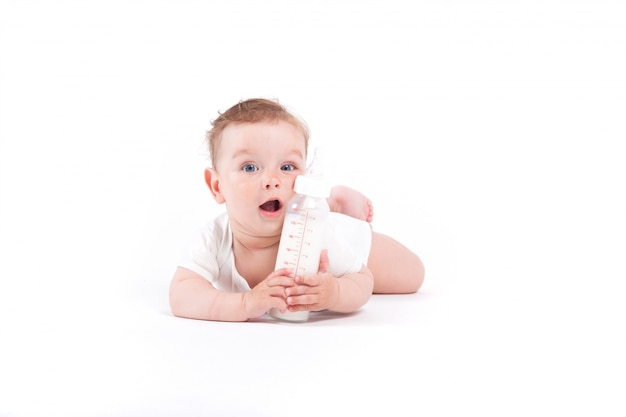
left=178, top=212, right=372, bottom=292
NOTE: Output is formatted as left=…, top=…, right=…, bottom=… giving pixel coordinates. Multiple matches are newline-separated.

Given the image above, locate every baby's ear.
left=204, top=168, right=225, bottom=204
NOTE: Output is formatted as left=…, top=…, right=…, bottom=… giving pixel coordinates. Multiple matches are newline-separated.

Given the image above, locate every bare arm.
left=328, top=264, right=374, bottom=313
left=169, top=267, right=295, bottom=322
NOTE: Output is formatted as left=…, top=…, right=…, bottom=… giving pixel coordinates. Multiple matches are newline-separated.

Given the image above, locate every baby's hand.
left=242, top=269, right=295, bottom=319
left=284, top=250, right=339, bottom=312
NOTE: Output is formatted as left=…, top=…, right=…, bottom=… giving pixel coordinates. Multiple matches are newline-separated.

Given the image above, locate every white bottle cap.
left=294, top=174, right=330, bottom=198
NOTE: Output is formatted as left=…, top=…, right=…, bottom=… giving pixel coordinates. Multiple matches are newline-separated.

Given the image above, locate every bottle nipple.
left=306, top=147, right=325, bottom=177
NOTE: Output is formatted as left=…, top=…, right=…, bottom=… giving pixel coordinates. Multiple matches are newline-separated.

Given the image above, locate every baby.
left=169, top=98, right=424, bottom=321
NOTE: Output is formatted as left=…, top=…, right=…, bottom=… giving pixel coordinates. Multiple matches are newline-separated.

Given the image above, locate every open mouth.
left=259, top=199, right=282, bottom=213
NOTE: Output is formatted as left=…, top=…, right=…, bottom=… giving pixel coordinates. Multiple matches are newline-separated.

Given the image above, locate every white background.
left=1, top=1, right=625, bottom=416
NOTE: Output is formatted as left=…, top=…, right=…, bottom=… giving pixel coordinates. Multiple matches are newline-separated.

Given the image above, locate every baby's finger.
left=273, top=268, right=294, bottom=277
left=269, top=295, right=289, bottom=313
left=265, top=275, right=295, bottom=288
left=287, top=293, right=317, bottom=308
left=294, top=274, right=319, bottom=287
left=287, top=300, right=323, bottom=312
left=318, top=249, right=330, bottom=274
left=284, top=284, right=311, bottom=297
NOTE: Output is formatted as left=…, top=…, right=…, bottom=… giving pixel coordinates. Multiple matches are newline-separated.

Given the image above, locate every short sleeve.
left=177, top=225, right=221, bottom=285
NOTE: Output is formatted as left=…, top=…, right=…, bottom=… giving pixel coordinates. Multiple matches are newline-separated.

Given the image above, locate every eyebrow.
left=231, top=149, right=305, bottom=160
left=231, top=149, right=254, bottom=160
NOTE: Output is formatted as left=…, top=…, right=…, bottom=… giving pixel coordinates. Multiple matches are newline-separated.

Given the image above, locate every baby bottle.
left=269, top=149, right=330, bottom=322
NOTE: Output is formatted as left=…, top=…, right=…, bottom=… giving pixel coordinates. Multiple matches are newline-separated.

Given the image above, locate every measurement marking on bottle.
left=293, top=209, right=310, bottom=275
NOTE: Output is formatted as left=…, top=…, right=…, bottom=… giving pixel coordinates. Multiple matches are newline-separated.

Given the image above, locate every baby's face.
left=213, top=121, right=307, bottom=237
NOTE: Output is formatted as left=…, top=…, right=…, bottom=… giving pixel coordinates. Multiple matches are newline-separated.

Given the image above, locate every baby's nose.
left=263, top=174, right=281, bottom=189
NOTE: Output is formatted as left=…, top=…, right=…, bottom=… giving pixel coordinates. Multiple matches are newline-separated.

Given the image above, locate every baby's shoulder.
left=191, top=212, right=232, bottom=253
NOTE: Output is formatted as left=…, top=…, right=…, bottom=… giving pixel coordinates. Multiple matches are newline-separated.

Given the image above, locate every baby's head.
left=206, top=98, right=310, bottom=168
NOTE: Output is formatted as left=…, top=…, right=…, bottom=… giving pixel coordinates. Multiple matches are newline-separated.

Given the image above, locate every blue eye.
left=281, top=164, right=296, bottom=171
left=242, top=164, right=258, bottom=172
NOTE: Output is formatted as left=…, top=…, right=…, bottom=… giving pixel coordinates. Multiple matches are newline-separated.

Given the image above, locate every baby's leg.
left=367, top=232, right=425, bottom=294
left=328, top=185, right=374, bottom=223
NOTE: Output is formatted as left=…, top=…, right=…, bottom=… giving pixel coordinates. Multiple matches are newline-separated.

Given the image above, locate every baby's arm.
left=284, top=250, right=374, bottom=314
left=169, top=267, right=294, bottom=321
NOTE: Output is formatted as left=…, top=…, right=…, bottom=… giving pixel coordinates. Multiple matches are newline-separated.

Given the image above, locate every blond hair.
left=206, top=98, right=310, bottom=168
